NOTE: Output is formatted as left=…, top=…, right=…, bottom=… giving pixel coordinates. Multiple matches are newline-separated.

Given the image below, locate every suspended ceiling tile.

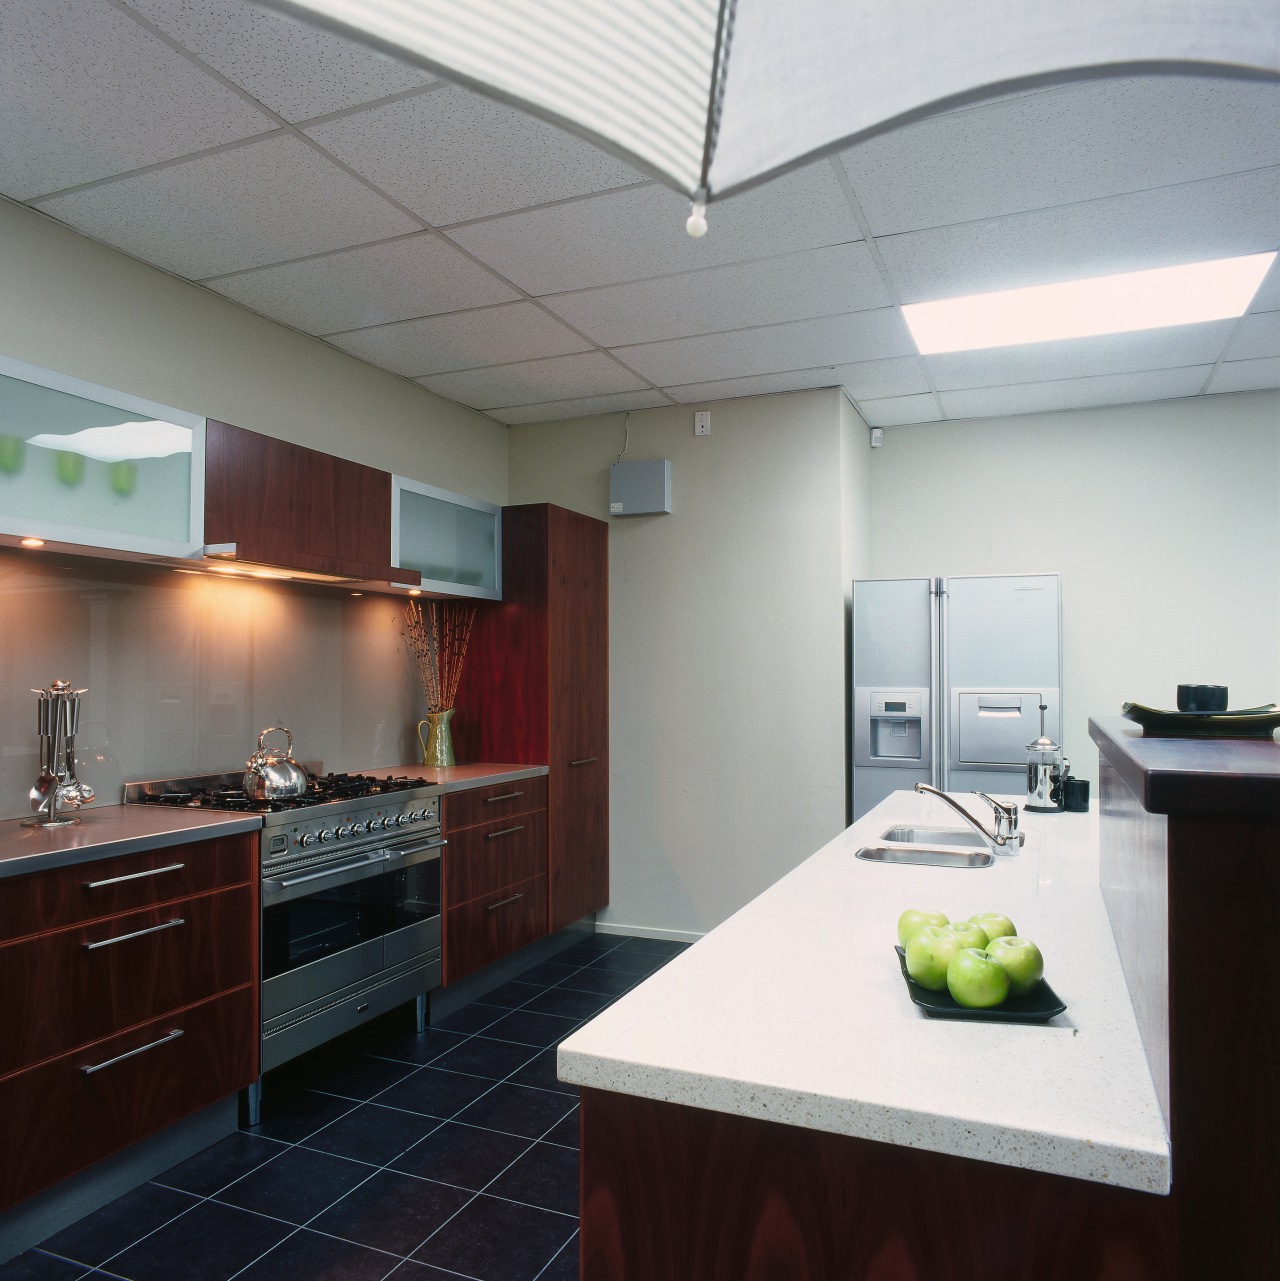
left=306, top=86, right=643, bottom=226
left=666, top=355, right=928, bottom=405
left=207, top=233, right=520, bottom=333
left=539, top=243, right=888, bottom=348
left=842, top=77, right=1280, bottom=236
left=35, top=133, right=418, bottom=279
left=0, top=0, right=275, bottom=200
left=1252, top=261, right=1280, bottom=311
left=328, top=301, right=592, bottom=378
left=878, top=168, right=1280, bottom=304
left=488, top=390, right=671, bottom=425
left=128, top=0, right=435, bottom=121
left=616, top=309, right=913, bottom=387
left=856, top=394, right=942, bottom=427
left=418, top=352, right=647, bottom=410
left=447, top=163, right=861, bottom=296
left=925, top=321, right=1236, bottom=391
left=1207, top=355, right=1280, bottom=394
left=1228, top=310, right=1280, bottom=361
left=939, top=366, right=1213, bottom=420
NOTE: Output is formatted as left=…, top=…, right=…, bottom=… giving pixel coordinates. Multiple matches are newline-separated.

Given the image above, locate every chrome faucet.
left=913, top=783, right=1024, bottom=854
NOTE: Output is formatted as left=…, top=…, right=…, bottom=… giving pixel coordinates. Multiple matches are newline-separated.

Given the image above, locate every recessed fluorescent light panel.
left=903, top=253, right=1277, bottom=355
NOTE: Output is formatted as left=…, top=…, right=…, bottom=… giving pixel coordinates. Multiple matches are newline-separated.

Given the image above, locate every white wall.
left=869, top=391, right=1280, bottom=778
left=0, top=198, right=506, bottom=500
left=509, top=389, right=866, bottom=938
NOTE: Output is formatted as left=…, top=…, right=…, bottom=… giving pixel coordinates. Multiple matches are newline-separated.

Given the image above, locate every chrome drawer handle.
left=485, top=825, right=524, bottom=841
left=569, top=757, right=598, bottom=767
left=84, top=918, right=184, bottom=951
left=81, top=1028, right=184, bottom=1075
left=486, top=892, right=524, bottom=911
left=485, top=791, right=524, bottom=803
left=86, top=863, right=184, bottom=889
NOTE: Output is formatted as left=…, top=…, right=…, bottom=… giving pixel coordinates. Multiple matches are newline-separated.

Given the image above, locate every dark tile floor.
left=4, top=934, right=689, bottom=1281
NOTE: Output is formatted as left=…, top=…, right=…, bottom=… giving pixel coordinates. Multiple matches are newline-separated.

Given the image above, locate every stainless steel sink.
left=855, top=844, right=994, bottom=868
left=880, top=825, right=988, bottom=849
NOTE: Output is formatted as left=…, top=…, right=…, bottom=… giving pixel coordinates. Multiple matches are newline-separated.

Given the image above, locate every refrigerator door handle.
left=934, top=576, right=949, bottom=792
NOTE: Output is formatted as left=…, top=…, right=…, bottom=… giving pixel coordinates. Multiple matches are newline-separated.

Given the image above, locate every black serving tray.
left=894, top=946, right=1066, bottom=1023
left=1121, top=701, right=1280, bottom=739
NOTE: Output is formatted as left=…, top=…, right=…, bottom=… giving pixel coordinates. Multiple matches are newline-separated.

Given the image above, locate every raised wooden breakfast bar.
left=558, top=718, right=1280, bottom=1279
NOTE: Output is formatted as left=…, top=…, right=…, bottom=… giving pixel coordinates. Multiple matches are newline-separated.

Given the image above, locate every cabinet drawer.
left=0, top=884, right=256, bottom=1077
left=445, top=875, right=547, bottom=984
left=0, top=834, right=257, bottom=943
left=446, top=813, right=547, bottom=908
left=0, top=984, right=257, bottom=1212
left=444, top=776, right=547, bottom=831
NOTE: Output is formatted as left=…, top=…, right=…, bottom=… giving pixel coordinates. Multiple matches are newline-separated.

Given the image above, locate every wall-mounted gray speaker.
left=609, top=459, right=672, bottom=516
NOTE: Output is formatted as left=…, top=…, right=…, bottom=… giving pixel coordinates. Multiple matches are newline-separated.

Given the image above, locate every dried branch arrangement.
left=402, top=599, right=478, bottom=713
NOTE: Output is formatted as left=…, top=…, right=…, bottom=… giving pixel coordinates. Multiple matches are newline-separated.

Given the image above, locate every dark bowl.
left=1176, top=684, right=1228, bottom=713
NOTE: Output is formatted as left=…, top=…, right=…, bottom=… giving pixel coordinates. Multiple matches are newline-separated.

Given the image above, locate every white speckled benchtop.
left=558, top=789, right=1170, bottom=1194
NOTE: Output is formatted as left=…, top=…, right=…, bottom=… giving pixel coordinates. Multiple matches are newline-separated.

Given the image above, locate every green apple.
left=0, top=433, right=23, bottom=475
left=905, top=925, right=965, bottom=991
left=109, top=460, right=137, bottom=497
left=947, top=920, right=989, bottom=950
left=986, top=936, right=1045, bottom=997
left=946, top=948, right=1010, bottom=1009
left=970, top=912, right=1016, bottom=942
left=55, top=450, right=84, bottom=487
left=897, top=908, right=948, bottom=948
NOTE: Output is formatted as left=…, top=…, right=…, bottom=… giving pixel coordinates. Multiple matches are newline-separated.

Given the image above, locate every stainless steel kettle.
left=1025, top=703, right=1069, bottom=813
left=244, top=726, right=310, bottom=800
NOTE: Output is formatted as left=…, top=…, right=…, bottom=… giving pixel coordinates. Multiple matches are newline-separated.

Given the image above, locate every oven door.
left=261, top=837, right=442, bottom=1020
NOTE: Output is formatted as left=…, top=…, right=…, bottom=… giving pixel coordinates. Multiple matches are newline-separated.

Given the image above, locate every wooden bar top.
left=1089, top=716, right=1280, bottom=818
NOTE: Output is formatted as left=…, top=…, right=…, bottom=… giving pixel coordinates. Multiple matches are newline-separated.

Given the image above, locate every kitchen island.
left=558, top=787, right=1172, bottom=1278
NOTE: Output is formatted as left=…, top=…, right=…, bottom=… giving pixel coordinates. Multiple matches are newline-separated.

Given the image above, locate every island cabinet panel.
left=580, top=1088, right=1173, bottom=1281
left=204, top=418, right=416, bottom=583
left=0, top=834, right=259, bottom=1212
left=1092, top=718, right=1280, bottom=1281
left=454, top=503, right=609, bottom=933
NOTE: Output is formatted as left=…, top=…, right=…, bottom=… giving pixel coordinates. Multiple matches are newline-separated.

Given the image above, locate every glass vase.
left=417, top=708, right=456, bottom=767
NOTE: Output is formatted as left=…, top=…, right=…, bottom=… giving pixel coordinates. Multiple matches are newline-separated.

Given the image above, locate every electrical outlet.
left=694, top=411, right=711, bottom=436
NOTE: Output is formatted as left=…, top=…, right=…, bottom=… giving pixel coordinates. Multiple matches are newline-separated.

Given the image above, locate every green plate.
left=894, top=946, right=1066, bottom=1023
left=1121, top=701, right=1280, bottom=739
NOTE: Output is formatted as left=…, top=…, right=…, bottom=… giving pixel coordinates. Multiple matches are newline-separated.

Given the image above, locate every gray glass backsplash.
left=0, top=547, right=426, bottom=821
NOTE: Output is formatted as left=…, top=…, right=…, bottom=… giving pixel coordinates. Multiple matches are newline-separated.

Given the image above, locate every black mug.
left=1062, top=776, right=1090, bottom=812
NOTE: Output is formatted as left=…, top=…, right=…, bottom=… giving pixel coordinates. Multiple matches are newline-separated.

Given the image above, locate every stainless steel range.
left=125, top=770, right=444, bottom=1123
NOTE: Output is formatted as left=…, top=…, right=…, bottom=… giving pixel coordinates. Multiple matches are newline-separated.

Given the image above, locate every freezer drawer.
left=952, top=689, right=1059, bottom=768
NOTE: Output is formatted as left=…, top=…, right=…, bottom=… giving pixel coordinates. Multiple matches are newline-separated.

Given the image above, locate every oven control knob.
left=367, top=817, right=384, bottom=831
left=299, top=832, right=316, bottom=848
left=394, top=813, right=410, bottom=827
left=318, top=828, right=334, bottom=843
left=408, top=809, right=423, bottom=822
left=337, top=825, right=353, bottom=839
left=351, top=821, right=366, bottom=835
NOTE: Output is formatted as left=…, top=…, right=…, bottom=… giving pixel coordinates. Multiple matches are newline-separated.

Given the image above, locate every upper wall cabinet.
left=204, top=419, right=418, bottom=585
left=392, top=476, right=501, bottom=600
left=0, top=355, right=205, bottom=558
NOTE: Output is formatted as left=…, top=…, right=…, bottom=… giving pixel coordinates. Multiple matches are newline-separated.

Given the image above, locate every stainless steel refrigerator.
left=851, top=574, right=1062, bottom=820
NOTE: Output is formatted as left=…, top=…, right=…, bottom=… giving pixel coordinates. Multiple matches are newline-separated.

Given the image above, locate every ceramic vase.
left=418, top=708, right=456, bottom=767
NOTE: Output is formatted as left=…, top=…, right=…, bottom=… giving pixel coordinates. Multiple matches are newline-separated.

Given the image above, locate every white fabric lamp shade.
left=259, top=0, right=1280, bottom=202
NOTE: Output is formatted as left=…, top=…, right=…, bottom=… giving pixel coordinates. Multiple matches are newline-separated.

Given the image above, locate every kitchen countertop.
left=375, top=763, right=549, bottom=794
left=0, top=806, right=262, bottom=880
left=557, top=789, right=1170, bottom=1194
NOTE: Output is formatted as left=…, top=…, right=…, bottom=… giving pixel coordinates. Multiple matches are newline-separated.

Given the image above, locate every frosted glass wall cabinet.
left=0, top=356, right=205, bottom=558
left=392, top=475, right=502, bottom=600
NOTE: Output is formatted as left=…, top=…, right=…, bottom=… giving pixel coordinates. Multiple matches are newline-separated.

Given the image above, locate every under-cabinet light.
left=408, top=588, right=422, bottom=596
left=19, top=537, right=45, bottom=548
left=902, top=252, right=1276, bottom=354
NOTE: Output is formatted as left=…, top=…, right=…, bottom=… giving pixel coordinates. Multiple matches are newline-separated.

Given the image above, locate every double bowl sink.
left=856, top=824, right=994, bottom=868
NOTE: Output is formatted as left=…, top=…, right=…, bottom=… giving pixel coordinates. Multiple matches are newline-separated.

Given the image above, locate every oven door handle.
left=384, top=837, right=447, bottom=863
left=264, top=851, right=392, bottom=894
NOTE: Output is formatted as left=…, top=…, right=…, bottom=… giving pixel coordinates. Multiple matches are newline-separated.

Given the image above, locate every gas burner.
left=128, top=769, right=427, bottom=813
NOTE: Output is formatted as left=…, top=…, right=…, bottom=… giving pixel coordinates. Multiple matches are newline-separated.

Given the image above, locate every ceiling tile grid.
left=205, top=232, right=521, bottom=334
left=328, top=301, right=593, bottom=378
left=33, top=132, right=419, bottom=279
left=305, top=86, right=646, bottom=226
left=1, top=1, right=1277, bottom=431
left=126, top=0, right=436, bottom=121
left=0, top=0, right=275, bottom=201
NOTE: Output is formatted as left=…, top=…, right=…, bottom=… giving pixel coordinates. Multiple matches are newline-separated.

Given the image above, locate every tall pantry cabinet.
left=454, top=503, right=609, bottom=932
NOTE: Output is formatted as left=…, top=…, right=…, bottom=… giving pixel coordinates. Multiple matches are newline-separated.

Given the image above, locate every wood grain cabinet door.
left=445, top=876, right=548, bottom=982
left=549, top=507, right=609, bottom=930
